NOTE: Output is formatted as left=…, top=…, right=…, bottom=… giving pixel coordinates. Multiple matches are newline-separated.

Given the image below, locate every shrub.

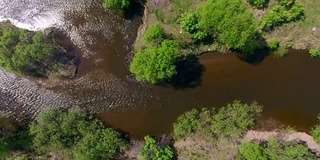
left=273, top=46, right=288, bottom=58
left=173, top=100, right=262, bottom=141
left=267, top=39, right=280, bottom=50
left=144, top=24, right=166, bottom=44
left=237, top=138, right=317, bottom=160
left=309, top=49, right=320, bottom=58
left=198, top=0, right=259, bottom=54
left=29, top=108, right=128, bottom=159
left=180, top=12, right=199, bottom=34
left=130, top=40, right=179, bottom=84
left=140, top=136, right=174, bottom=160
left=103, top=0, right=130, bottom=11
left=278, top=0, right=294, bottom=8
left=311, top=115, right=320, bottom=143
left=237, top=141, right=267, bottom=160
left=261, top=3, right=304, bottom=30
left=246, top=0, right=268, bottom=9
left=0, top=27, right=57, bottom=77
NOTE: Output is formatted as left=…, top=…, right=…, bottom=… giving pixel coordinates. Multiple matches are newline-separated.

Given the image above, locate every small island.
left=0, top=22, right=78, bottom=87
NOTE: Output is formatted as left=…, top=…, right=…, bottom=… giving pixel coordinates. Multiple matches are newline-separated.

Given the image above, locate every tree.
left=246, top=0, right=268, bottom=9
left=140, top=136, right=174, bottom=160
left=103, top=0, right=130, bottom=11
left=144, top=24, right=167, bottom=44
left=173, top=100, right=262, bottom=141
left=29, top=108, right=128, bottom=159
left=198, top=0, right=259, bottom=54
left=237, top=142, right=267, bottom=160
left=311, top=115, right=320, bottom=143
left=130, top=40, right=179, bottom=84
left=0, top=27, right=56, bottom=77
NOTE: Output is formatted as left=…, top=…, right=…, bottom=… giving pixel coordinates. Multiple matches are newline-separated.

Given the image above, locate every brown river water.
left=1, top=0, right=320, bottom=139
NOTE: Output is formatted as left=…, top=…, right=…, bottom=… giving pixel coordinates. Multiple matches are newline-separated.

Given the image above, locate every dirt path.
left=243, top=130, right=320, bottom=156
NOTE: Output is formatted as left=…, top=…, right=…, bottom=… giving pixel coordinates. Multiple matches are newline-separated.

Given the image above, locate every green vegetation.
left=0, top=26, right=76, bottom=79
left=309, top=49, right=320, bottom=58
left=237, top=138, right=317, bottom=160
left=261, top=2, right=304, bottom=30
left=311, top=115, right=320, bottom=143
left=29, top=108, right=128, bottom=159
left=0, top=28, right=54, bottom=77
left=143, top=24, right=167, bottom=44
left=198, top=0, right=259, bottom=54
left=267, top=39, right=280, bottom=50
left=130, top=35, right=179, bottom=84
left=246, top=0, right=268, bottom=9
left=103, top=0, right=130, bottom=11
left=273, top=46, right=288, bottom=58
left=139, top=136, right=174, bottom=160
left=173, top=100, right=262, bottom=141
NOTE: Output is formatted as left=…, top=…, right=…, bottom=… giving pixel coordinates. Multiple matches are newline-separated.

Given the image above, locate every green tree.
left=237, top=141, right=267, bottom=160
left=246, top=0, right=268, bottom=9
left=140, top=136, right=174, bottom=160
left=198, top=0, right=259, bottom=54
left=29, top=108, right=128, bottom=159
left=309, top=49, right=320, bottom=58
left=144, top=24, right=167, bottom=44
left=130, top=40, right=179, bottom=84
left=173, top=101, right=262, bottom=141
left=311, top=115, right=320, bottom=143
left=0, top=27, right=57, bottom=77
left=103, top=0, right=130, bottom=11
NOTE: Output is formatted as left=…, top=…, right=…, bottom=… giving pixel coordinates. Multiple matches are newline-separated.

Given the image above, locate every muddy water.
left=98, top=50, right=320, bottom=138
left=1, top=0, right=320, bottom=139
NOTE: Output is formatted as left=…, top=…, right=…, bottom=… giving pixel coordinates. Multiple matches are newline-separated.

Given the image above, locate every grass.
left=263, top=0, right=320, bottom=50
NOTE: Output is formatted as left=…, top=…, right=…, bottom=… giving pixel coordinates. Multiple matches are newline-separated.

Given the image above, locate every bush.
left=0, top=27, right=57, bottom=77
left=278, top=0, right=294, bottom=8
left=198, top=0, right=259, bottom=54
left=309, top=49, right=320, bottom=58
left=103, top=0, right=130, bottom=11
left=144, top=24, right=166, bottom=44
left=311, top=115, right=320, bottom=143
left=180, top=12, right=199, bottom=34
left=173, top=100, right=262, bottom=141
left=29, top=108, right=128, bottom=159
left=237, top=138, right=317, bottom=160
left=273, top=46, right=288, bottom=58
left=237, top=141, right=267, bottom=160
left=261, top=3, right=304, bottom=30
left=140, top=136, right=174, bottom=160
left=246, top=0, right=268, bottom=9
left=130, top=40, right=179, bottom=84
left=267, top=39, right=280, bottom=50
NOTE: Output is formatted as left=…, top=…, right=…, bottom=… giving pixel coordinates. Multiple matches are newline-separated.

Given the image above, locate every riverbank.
left=0, top=22, right=78, bottom=88
left=135, top=0, right=320, bottom=53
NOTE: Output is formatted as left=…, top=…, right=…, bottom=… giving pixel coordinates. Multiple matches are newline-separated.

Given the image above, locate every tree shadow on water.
left=124, top=0, right=146, bottom=20
left=237, top=49, right=270, bottom=65
left=170, top=55, right=205, bottom=89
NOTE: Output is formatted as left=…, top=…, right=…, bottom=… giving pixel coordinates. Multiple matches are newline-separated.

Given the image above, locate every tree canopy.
left=197, top=0, right=259, bottom=54
left=130, top=40, right=179, bottom=84
left=103, top=0, right=130, bottom=11
left=29, top=108, right=128, bottom=159
left=0, top=27, right=56, bottom=77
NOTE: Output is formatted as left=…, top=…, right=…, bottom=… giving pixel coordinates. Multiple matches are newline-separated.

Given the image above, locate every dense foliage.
left=237, top=138, right=317, bottom=160
left=173, top=100, right=262, bottom=140
left=309, top=49, right=320, bottom=58
left=140, top=136, right=174, bottom=160
left=130, top=40, right=179, bottom=84
left=311, top=115, right=320, bottom=143
left=261, top=2, right=304, bottom=30
left=29, top=108, right=128, bottom=159
left=198, top=0, right=259, bottom=54
left=180, top=12, right=208, bottom=41
left=267, top=39, right=280, bottom=50
left=144, top=24, right=167, bottom=44
left=246, top=0, right=268, bottom=9
left=0, top=27, right=56, bottom=77
left=103, top=0, right=130, bottom=11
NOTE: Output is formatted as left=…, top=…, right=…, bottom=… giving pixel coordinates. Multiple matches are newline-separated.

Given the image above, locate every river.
left=1, top=0, right=320, bottom=139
